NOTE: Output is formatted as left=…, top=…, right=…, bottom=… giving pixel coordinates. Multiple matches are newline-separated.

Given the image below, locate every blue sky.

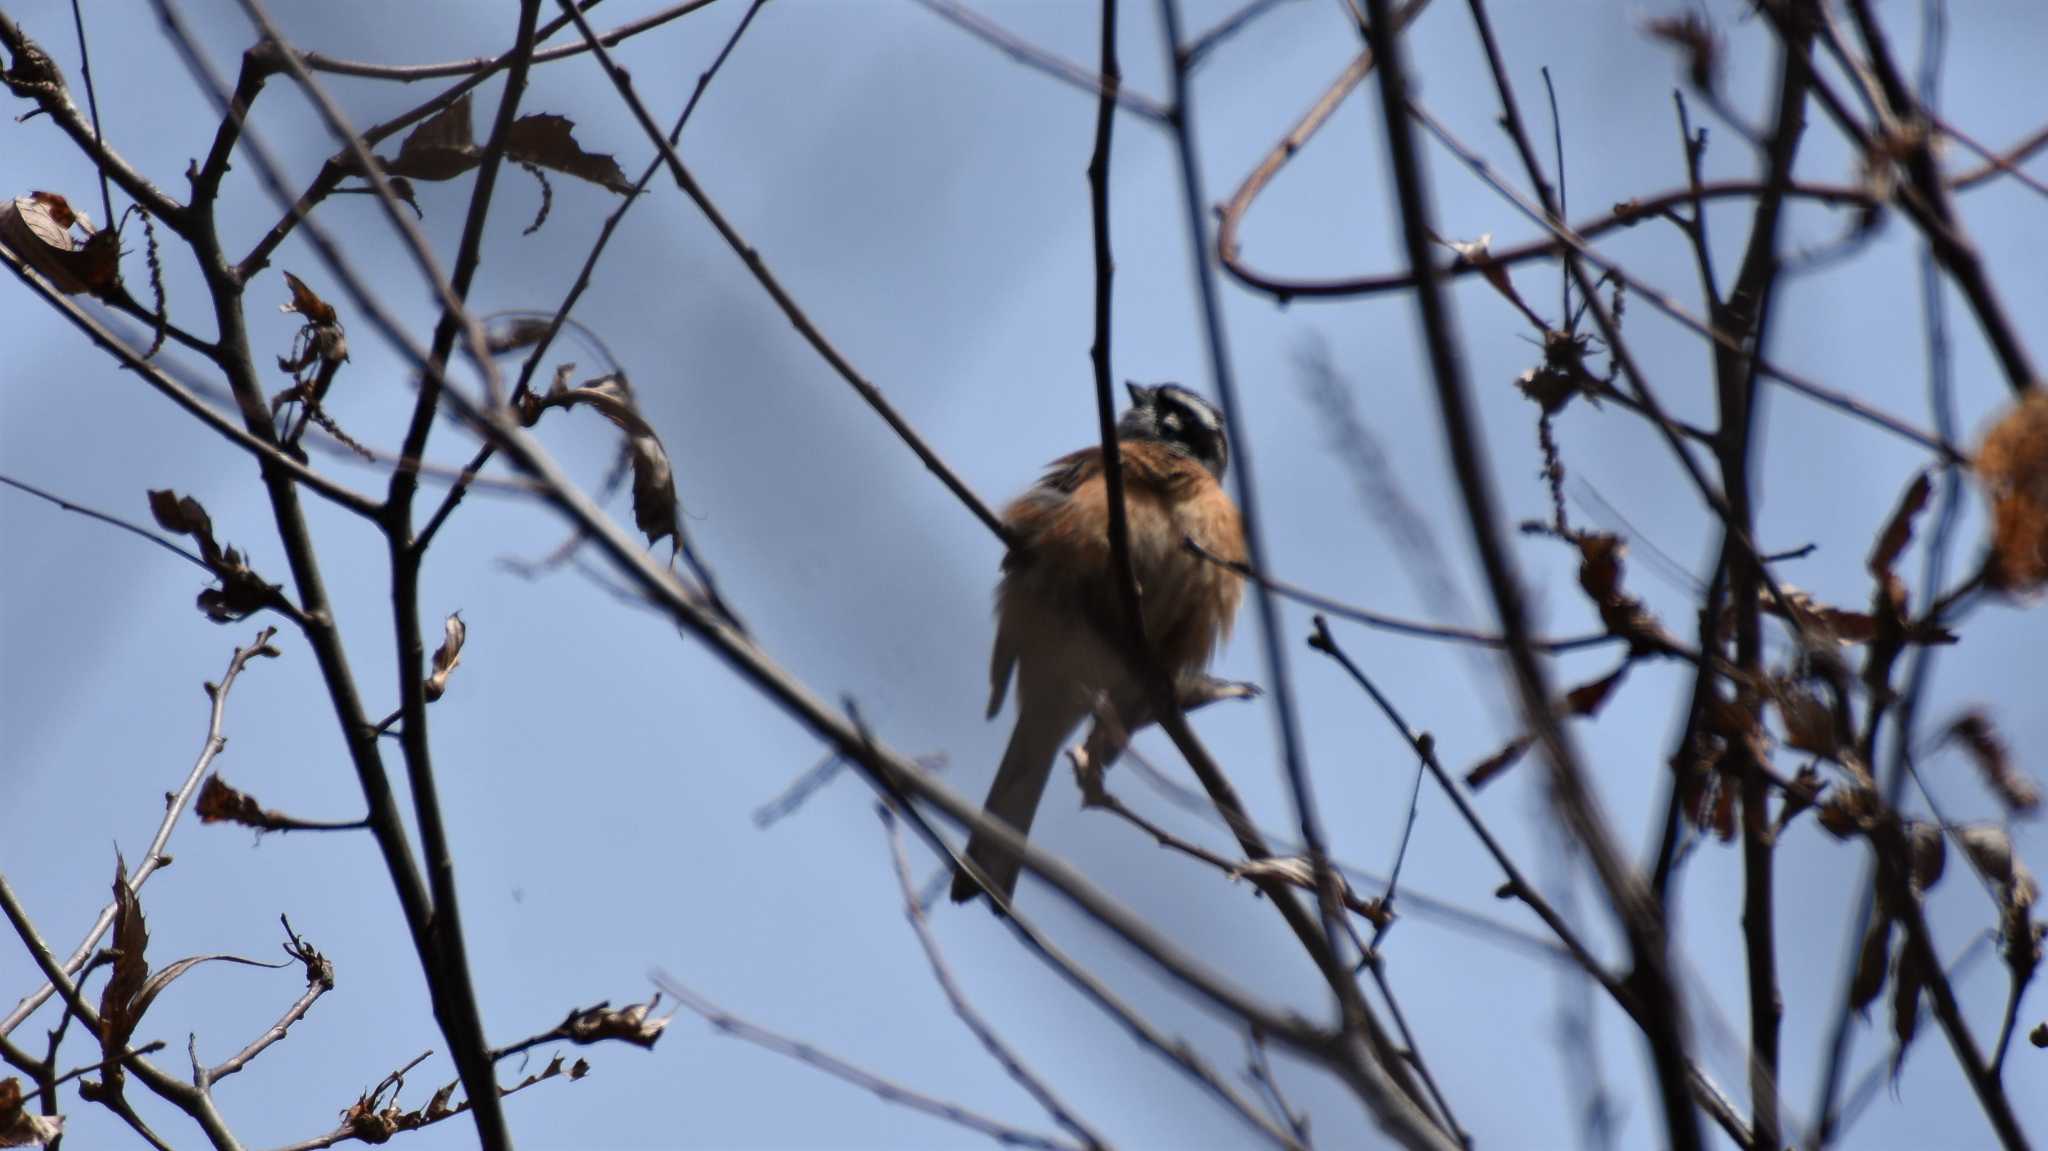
left=4, top=0, right=2046, bottom=1147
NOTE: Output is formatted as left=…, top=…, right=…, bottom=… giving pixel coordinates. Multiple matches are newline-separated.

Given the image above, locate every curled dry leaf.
left=1940, top=711, right=2040, bottom=813
left=147, top=490, right=280, bottom=623
left=1771, top=679, right=1840, bottom=759
left=196, top=773, right=297, bottom=833
left=97, top=854, right=149, bottom=1081
left=0, top=191, right=118, bottom=295
left=1977, top=391, right=2048, bottom=593
left=1646, top=11, right=1720, bottom=92
left=424, top=612, right=466, bottom=702
left=528, top=374, right=681, bottom=549
left=1868, top=471, right=1932, bottom=581
left=1815, top=784, right=1878, bottom=840
left=1891, top=937, right=1929, bottom=1081
left=559, top=995, right=671, bottom=1050
left=2031, top=1022, right=2047, bottom=1048
left=1435, top=231, right=1536, bottom=322
left=1225, top=858, right=1391, bottom=928
left=1850, top=914, right=1894, bottom=1014
left=1574, top=533, right=1679, bottom=653
left=1954, top=825, right=2041, bottom=982
left=0, top=1077, right=63, bottom=1148
left=279, top=270, right=337, bottom=326
left=1757, top=583, right=1956, bottom=647
left=1564, top=664, right=1629, bottom=718
left=1903, top=819, right=1946, bottom=895
left=1464, top=734, right=1533, bottom=790
left=503, top=114, right=631, bottom=194
left=273, top=271, right=349, bottom=427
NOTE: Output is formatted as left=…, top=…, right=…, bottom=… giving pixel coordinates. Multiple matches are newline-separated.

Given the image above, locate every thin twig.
left=881, top=807, right=1110, bottom=1150
left=3, top=628, right=280, bottom=1039
left=0, top=472, right=210, bottom=572
left=1184, top=538, right=1613, bottom=653
left=1183, top=0, right=1304, bottom=68
left=551, top=0, right=1014, bottom=547
left=0, top=246, right=383, bottom=520
left=0, top=874, right=245, bottom=1150
left=649, top=970, right=1083, bottom=1151
left=297, top=0, right=716, bottom=81
left=908, top=0, right=1169, bottom=122
left=205, top=919, right=336, bottom=1085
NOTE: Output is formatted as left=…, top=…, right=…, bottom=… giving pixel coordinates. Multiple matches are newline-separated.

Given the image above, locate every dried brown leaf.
left=1564, top=665, right=1628, bottom=718
left=424, top=613, right=465, bottom=702
left=1, top=191, right=116, bottom=295
left=1437, top=232, right=1534, bottom=320
left=1815, top=786, right=1875, bottom=839
left=561, top=995, right=670, bottom=1050
left=1978, top=391, right=2048, bottom=592
left=503, top=114, right=632, bottom=194
left=424, top=1081, right=458, bottom=1121
left=1464, top=734, right=1533, bottom=790
left=1850, top=915, right=1894, bottom=1014
left=1646, top=12, right=1719, bottom=91
left=279, top=271, right=337, bottom=326
left=1869, top=471, right=1933, bottom=580
left=387, top=94, right=480, bottom=182
left=1956, top=823, right=2022, bottom=888
left=195, top=773, right=301, bottom=833
left=1891, top=940, right=1928, bottom=1080
left=376, top=96, right=630, bottom=198
left=148, top=489, right=217, bottom=557
left=1573, top=533, right=1678, bottom=652
left=1772, top=680, right=1839, bottom=758
left=1941, top=711, right=2040, bottom=813
left=97, top=855, right=148, bottom=1067
left=146, top=490, right=279, bottom=622
left=0, top=1075, right=62, bottom=1147
left=545, top=375, right=680, bottom=548
left=1903, top=819, right=1946, bottom=895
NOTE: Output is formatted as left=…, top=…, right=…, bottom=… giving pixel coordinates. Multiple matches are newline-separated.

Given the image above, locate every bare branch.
left=649, top=970, right=1084, bottom=1151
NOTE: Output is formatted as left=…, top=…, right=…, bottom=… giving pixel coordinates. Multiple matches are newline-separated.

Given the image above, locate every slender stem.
left=2, top=629, right=279, bottom=1039
left=881, top=809, right=1109, bottom=1150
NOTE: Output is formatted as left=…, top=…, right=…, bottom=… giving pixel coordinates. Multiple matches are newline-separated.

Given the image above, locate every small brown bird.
left=952, top=383, right=1246, bottom=904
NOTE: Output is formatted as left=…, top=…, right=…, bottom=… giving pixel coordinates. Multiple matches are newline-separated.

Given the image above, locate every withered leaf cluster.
left=550, top=995, right=671, bottom=1050
left=341, top=1053, right=587, bottom=1144
left=147, top=490, right=279, bottom=622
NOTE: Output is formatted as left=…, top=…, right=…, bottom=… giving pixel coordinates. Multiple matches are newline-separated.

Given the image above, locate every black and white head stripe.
left=1118, top=381, right=1230, bottom=479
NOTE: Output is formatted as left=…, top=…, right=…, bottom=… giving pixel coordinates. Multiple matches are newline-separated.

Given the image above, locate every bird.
left=951, top=382, right=1246, bottom=905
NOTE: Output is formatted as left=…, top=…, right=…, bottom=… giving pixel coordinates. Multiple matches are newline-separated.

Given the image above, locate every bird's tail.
left=950, top=705, right=1073, bottom=905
